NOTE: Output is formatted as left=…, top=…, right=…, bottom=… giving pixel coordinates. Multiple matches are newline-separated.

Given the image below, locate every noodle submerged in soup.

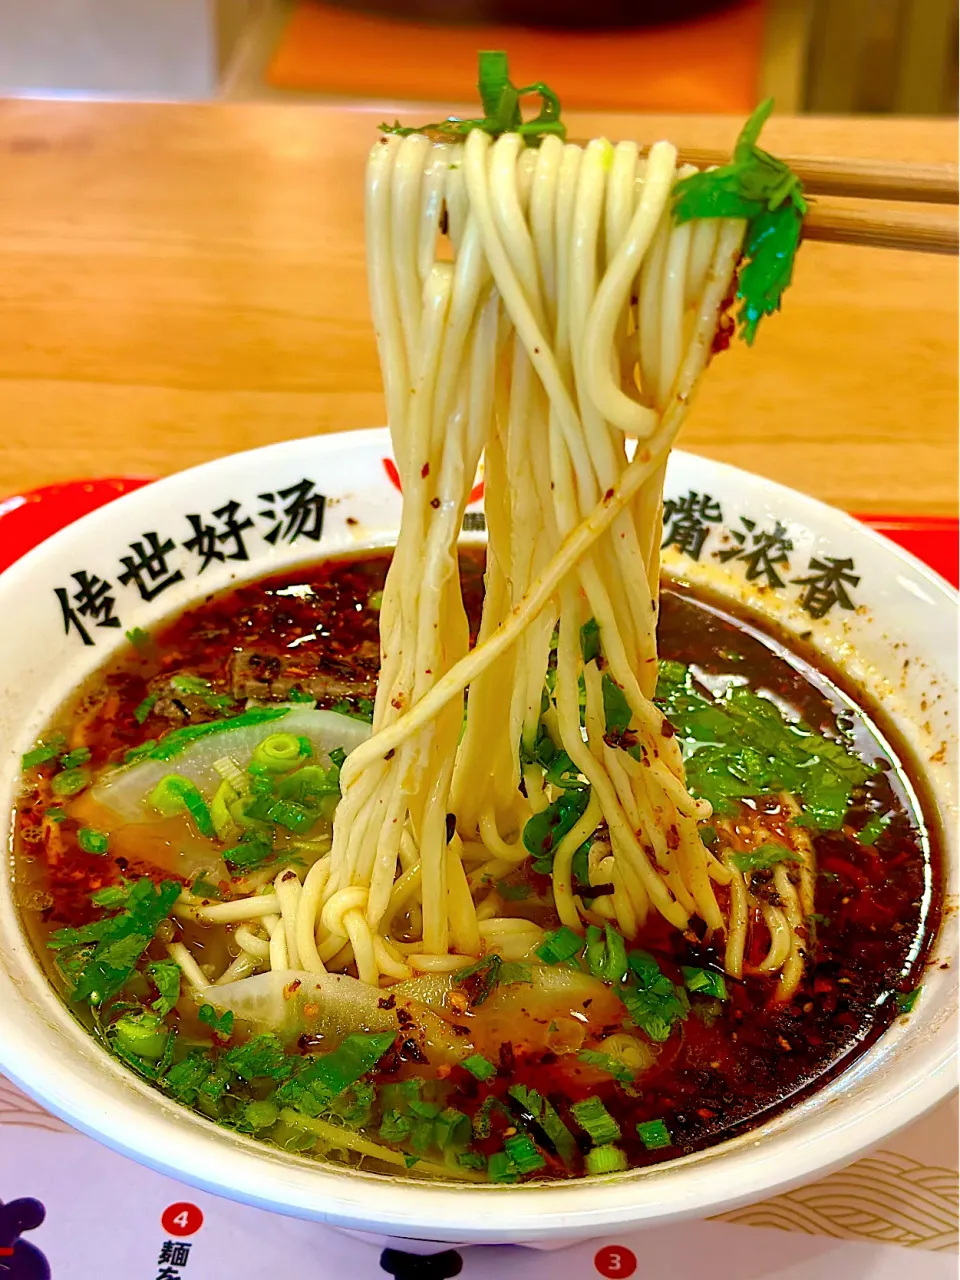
left=13, top=551, right=940, bottom=1182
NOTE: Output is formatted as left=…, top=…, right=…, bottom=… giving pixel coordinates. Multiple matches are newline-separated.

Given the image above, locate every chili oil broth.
left=11, top=548, right=942, bottom=1176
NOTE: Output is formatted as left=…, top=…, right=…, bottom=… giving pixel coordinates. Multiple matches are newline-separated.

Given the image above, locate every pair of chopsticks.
left=675, top=147, right=959, bottom=256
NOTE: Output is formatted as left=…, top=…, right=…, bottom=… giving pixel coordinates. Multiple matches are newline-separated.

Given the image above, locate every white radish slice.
left=198, top=969, right=474, bottom=1063
left=93, top=708, right=370, bottom=822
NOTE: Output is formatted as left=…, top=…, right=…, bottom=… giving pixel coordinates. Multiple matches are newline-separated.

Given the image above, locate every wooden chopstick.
left=671, top=148, right=959, bottom=205
left=568, top=138, right=958, bottom=254
left=802, top=199, right=959, bottom=255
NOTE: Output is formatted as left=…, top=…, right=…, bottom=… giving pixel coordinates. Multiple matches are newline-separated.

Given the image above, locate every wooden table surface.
left=0, top=101, right=956, bottom=514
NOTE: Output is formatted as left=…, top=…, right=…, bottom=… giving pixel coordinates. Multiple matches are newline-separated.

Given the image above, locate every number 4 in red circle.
left=595, top=1244, right=638, bottom=1278
left=161, top=1202, right=204, bottom=1237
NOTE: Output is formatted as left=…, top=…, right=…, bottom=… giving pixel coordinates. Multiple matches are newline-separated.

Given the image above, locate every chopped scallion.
left=148, top=774, right=215, bottom=838
left=570, top=1096, right=621, bottom=1145
left=487, top=1150, right=520, bottom=1183
left=51, top=767, right=89, bottom=797
left=585, top=1144, right=628, bottom=1175
left=21, top=738, right=65, bottom=770
left=77, top=827, right=110, bottom=855
left=636, top=1118, right=672, bottom=1151
left=503, top=1132, right=546, bottom=1174
left=535, top=925, right=584, bottom=966
left=134, top=693, right=158, bottom=725
left=251, top=732, right=305, bottom=775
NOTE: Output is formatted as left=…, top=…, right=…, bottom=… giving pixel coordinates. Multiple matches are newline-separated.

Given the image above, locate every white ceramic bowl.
left=0, top=430, right=956, bottom=1245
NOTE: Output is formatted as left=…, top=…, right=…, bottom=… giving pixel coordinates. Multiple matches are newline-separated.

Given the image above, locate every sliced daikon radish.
left=198, top=969, right=474, bottom=1063
left=93, top=707, right=369, bottom=822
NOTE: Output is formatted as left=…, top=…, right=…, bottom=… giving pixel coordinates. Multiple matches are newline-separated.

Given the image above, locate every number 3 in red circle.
left=161, top=1202, right=204, bottom=1236
left=594, top=1244, right=638, bottom=1278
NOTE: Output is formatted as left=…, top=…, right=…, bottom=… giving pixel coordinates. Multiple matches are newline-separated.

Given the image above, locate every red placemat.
left=0, top=478, right=956, bottom=587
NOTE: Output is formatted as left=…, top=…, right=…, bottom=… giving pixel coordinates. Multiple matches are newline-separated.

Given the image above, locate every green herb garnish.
left=571, top=1096, right=621, bottom=1145
left=148, top=774, right=215, bottom=838
left=728, top=843, right=800, bottom=874
left=506, top=1084, right=577, bottom=1168
left=77, top=827, right=110, bottom=855
left=223, top=1034, right=294, bottom=1082
left=190, top=876, right=224, bottom=900
left=496, top=879, right=532, bottom=901
left=461, top=1054, right=497, bottom=1082
left=655, top=660, right=872, bottom=830
left=621, top=951, right=689, bottom=1043
left=59, top=746, right=91, bottom=770
left=503, top=1131, right=546, bottom=1174
left=452, top=954, right=502, bottom=1006
left=381, top=51, right=565, bottom=149
left=636, top=1118, right=672, bottom=1151
left=580, top=617, right=601, bottom=665
left=112, top=1010, right=171, bottom=1062
left=601, top=673, right=632, bottom=739
left=535, top=925, right=585, bottom=966
left=134, top=693, right=158, bottom=725
left=682, top=966, right=728, bottom=1000
left=896, top=988, right=920, bottom=1015
left=90, top=880, right=132, bottom=909
left=48, top=876, right=180, bottom=1006
left=21, top=735, right=67, bottom=770
left=487, top=1150, right=520, bottom=1183
left=585, top=924, right=629, bottom=984
left=223, top=831, right=275, bottom=873
left=858, top=812, right=893, bottom=846
left=275, top=1032, right=396, bottom=1115
left=577, top=1050, right=633, bottom=1084
left=198, top=1004, right=234, bottom=1039
left=523, top=788, right=591, bottom=873
left=51, top=767, right=89, bottom=797
left=585, top=1144, right=628, bottom=1174
left=672, top=99, right=806, bottom=344
left=146, top=960, right=181, bottom=1016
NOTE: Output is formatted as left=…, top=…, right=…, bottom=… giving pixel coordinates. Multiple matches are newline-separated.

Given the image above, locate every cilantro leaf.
left=50, top=877, right=181, bottom=1006
left=275, top=1032, right=395, bottom=1115
left=198, top=1004, right=234, bottom=1039
left=654, top=661, right=872, bottom=829
left=523, top=787, right=591, bottom=865
left=601, top=673, right=632, bottom=738
left=672, top=98, right=806, bottom=344
left=162, top=1050, right=213, bottom=1105
left=147, top=960, right=181, bottom=1016
left=729, top=843, right=801, bottom=874
left=222, top=1033, right=294, bottom=1082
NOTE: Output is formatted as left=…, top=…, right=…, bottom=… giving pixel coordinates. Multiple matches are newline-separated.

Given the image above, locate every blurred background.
left=0, top=0, right=955, bottom=115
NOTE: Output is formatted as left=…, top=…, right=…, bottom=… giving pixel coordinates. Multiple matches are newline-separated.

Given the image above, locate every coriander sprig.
left=380, top=50, right=566, bottom=148
left=672, top=98, right=807, bottom=344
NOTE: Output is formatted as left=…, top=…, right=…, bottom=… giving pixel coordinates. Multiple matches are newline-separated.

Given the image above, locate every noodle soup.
left=12, top=550, right=941, bottom=1183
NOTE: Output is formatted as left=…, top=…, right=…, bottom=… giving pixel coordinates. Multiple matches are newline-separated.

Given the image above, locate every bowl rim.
left=0, top=431, right=956, bottom=1243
